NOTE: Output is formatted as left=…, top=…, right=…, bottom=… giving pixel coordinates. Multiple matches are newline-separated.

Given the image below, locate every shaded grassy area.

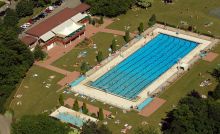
left=0, top=1, right=5, bottom=8
left=64, top=44, right=220, bottom=134
left=108, top=0, right=220, bottom=37
left=10, top=65, right=64, bottom=118
left=52, top=32, right=126, bottom=72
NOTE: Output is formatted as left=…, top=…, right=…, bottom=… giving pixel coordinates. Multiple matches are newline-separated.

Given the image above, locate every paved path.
left=139, top=97, right=166, bottom=117
left=0, top=114, right=11, bottom=134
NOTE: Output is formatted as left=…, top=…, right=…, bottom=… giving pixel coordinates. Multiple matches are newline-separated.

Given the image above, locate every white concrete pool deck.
left=71, top=25, right=218, bottom=110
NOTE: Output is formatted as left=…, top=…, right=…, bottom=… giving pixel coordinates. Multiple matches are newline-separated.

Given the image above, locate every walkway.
left=139, top=97, right=166, bottom=117
left=0, top=114, right=11, bottom=134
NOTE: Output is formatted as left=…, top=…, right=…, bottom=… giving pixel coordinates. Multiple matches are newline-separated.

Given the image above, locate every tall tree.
left=138, top=22, right=144, bottom=34
left=124, top=30, right=130, bottom=43
left=12, top=115, right=70, bottom=134
left=16, top=0, right=34, bottom=17
left=59, top=94, right=64, bottom=106
left=148, top=14, right=156, bottom=27
left=80, top=62, right=90, bottom=74
left=33, top=45, right=46, bottom=60
left=82, top=102, right=88, bottom=114
left=96, top=51, right=104, bottom=63
left=110, top=38, right=117, bottom=53
left=73, top=99, right=79, bottom=111
left=98, top=107, right=104, bottom=120
left=99, top=16, right=104, bottom=24
left=3, top=9, right=19, bottom=27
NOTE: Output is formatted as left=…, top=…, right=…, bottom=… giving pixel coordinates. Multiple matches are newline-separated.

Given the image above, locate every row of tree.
left=0, top=6, right=46, bottom=112
left=0, top=11, right=34, bottom=112
left=85, top=0, right=135, bottom=17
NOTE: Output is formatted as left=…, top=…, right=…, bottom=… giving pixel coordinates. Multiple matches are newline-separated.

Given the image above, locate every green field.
left=10, top=66, right=64, bottom=118
left=52, top=32, right=126, bottom=72
left=108, top=0, right=220, bottom=37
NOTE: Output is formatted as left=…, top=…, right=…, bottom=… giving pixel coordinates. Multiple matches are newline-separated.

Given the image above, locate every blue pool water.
left=70, top=75, right=86, bottom=87
left=137, top=97, right=153, bottom=111
left=90, top=34, right=198, bottom=100
left=57, top=113, right=85, bottom=127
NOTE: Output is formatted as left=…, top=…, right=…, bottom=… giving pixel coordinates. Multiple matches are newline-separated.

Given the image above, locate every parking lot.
left=20, top=0, right=81, bottom=33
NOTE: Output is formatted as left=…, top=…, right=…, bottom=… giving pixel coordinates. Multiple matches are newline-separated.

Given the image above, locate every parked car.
left=20, top=23, right=31, bottom=29
left=37, top=12, right=47, bottom=18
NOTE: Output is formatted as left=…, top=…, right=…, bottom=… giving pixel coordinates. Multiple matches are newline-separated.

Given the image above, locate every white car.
left=20, top=23, right=32, bottom=29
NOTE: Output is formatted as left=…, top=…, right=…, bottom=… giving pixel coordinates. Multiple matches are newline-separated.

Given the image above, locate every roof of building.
left=25, top=3, right=90, bottom=37
left=21, top=36, right=37, bottom=45
left=71, top=13, right=88, bottom=22
left=52, top=19, right=83, bottom=37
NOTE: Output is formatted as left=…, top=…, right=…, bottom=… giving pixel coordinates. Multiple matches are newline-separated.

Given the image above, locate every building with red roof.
left=23, top=3, right=90, bottom=50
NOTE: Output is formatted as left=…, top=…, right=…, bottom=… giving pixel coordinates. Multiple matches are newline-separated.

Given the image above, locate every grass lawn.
left=108, top=0, right=220, bottom=37
left=52, top=32, right=126, bottom=72
left=0, top=1, right=5, bottom=8
left=64, top=43, right=220, bottom=134
left=10, top=65, right=64, bottom=118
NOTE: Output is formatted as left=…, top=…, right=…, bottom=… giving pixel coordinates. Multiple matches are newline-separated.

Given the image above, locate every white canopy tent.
left=52, top=19, right=83, bottom=38
left=40, top=31, right=55, bottom=42
left=71, top=13, right=88, bottom=22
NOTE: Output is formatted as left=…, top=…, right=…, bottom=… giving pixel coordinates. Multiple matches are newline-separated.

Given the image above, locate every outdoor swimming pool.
left=56, top=113, right=85, bottom=127
left=90, top=33, right=198, bottom=100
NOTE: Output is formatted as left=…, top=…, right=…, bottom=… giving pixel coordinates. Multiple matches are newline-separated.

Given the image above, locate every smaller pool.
left=70, top=76, right=86, bottom=87
left=137, top=97, right=153, bottom=111
left=56, top=113, right=85, bottom=127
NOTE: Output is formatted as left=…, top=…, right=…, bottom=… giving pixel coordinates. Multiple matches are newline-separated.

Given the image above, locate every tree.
left=136, top=0, right=152, bottom=9
left=134, top=125, right=160, bottom=134
left=16, top=0, right=34, bottom=17
left=12, top=115, right=70, bottom=134
left=80, top=62, right=90, bottom=74
left=148, top=14, right=156, bottom=27
left=82, top=102, right=88, bottom=114
left=163, top=0, right=173, bottom=4
left=82, top=121, right=112, bottom=134
left=33, top=45, right=46, bottom=60
left=124, top=30, right=130, bottom=43
left=3, top=9, right=19, bottom=27
left=96, top=51, right=103, bottom=63
left=212, top=83, right=220, bottom=100
left=138, top=22, right=144, bottom=34
left=98, top=124, right=112, bottom=134
left=162, top=91, right=220, bottom=134
left=0, top=26, right=34, bottom=113
left=59, top=94, right=64, bottom=106
left=98, top=107, right=104, bottom=120
left=85, top=0, right=135, bottom=17
left=110, top=38, right=117, bottom=53
left=73, top=99, right=79, bottom=111
left=211, top=67, right=220, bottom=81
left=98, top=16, right=104, bottom=24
